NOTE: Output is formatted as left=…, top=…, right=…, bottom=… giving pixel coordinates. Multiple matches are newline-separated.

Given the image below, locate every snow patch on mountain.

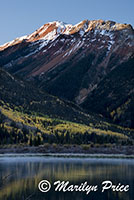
left=0, top=35, right=27, bottom=48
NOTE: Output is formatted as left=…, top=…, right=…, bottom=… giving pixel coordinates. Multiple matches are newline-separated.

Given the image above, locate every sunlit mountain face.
left=0, top=19, right=134, bottom=128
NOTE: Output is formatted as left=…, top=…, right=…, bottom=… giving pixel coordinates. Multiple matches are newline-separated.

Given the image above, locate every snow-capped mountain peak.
left=1, top=19, right=133, bottom=51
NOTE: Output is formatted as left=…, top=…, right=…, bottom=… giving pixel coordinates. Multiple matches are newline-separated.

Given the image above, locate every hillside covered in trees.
left=0, top=68, right=134, bottom=147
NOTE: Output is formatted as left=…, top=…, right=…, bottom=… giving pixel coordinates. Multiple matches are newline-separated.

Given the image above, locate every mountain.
left=0, top=19, right=134, bottom=127
left=0, top=68, right=134, bottom=146
left=82, top=55, right=134, bottom=128
left=0, top=68, right=95, bottom=125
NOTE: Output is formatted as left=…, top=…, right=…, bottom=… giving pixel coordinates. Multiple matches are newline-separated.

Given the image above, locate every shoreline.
left=0, top=145, right=134, bottom=156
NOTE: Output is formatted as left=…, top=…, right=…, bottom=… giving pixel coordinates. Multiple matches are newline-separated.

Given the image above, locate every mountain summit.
left=0, top=19, right=133, bottom=50
left=0, top=19, right=134, bottom=127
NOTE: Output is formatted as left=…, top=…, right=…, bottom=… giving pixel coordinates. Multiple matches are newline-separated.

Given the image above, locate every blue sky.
left=0, top=0, right=134, bottom=45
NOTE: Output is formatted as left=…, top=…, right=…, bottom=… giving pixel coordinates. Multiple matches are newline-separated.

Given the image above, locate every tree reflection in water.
left=0, top=156, right=134, bottom=200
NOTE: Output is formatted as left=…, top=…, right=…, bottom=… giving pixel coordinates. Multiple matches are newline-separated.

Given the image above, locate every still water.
left=0, top=154, right=134, bottom=200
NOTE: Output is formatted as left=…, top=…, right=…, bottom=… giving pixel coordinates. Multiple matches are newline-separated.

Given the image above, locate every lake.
left=0, top=154, right=134, bottom=200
